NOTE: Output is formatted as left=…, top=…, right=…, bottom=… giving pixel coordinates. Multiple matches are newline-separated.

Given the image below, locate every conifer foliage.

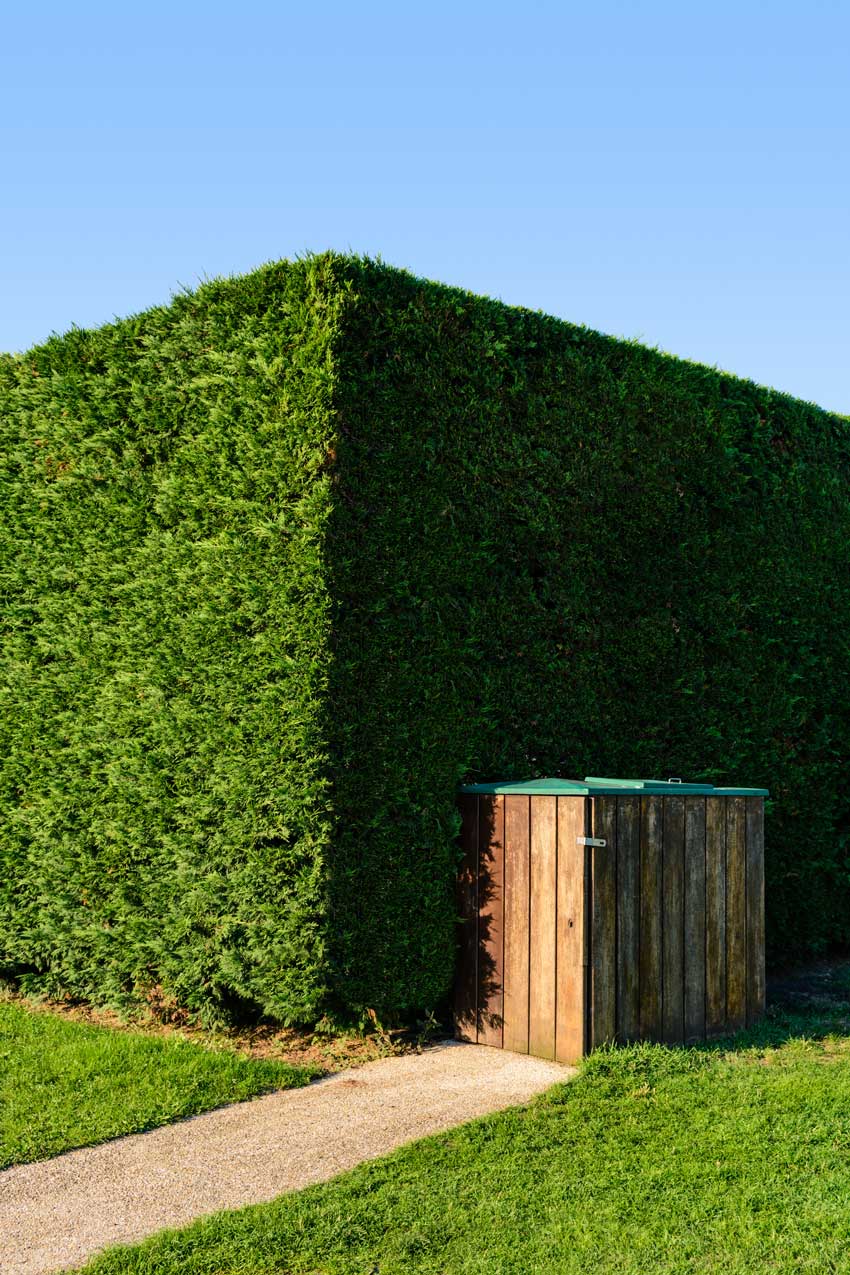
left=2, top=254, right=849, bottom=1024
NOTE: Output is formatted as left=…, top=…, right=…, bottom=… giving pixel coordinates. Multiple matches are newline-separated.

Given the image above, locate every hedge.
left=2, top=252, right=849, bottom=1025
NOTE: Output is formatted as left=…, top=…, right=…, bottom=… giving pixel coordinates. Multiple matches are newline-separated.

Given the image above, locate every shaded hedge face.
left=325, top=260, right=850, bottom=1011
left=2, top=252, right=849, bottom=1025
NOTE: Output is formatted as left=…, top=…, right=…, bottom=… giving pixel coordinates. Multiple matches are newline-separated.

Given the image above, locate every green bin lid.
left=459, top=776, right=768, bottom=796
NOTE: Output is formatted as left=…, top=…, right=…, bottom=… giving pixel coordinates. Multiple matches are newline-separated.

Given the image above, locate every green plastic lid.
left=584, top=776, right=715, bottom=794
left=459, top=775, right=768, bottom=797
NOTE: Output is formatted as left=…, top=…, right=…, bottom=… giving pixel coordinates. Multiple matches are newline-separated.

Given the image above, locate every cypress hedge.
left=2, top=252, right=849, bottom=1025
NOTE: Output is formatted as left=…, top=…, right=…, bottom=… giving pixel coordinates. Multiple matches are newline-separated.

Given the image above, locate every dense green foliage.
left=2, top=251, right=850, bottom=1024
left=0, top=999, right=312, bottom=1168
left=81, top=992, right=850, bottom=1274
left=0, top=257, right=342, bottom=1023
left=326, top=258, right=850, bottom=1010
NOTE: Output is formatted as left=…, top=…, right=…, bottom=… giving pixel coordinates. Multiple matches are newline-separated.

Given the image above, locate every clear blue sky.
left=2, top=1, right=848, bottom=412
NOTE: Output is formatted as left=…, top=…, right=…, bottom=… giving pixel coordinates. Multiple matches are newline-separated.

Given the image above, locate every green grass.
left=79, top=987, right=850, bottom=1275
left=0, top=1001, right=315, bottom=1168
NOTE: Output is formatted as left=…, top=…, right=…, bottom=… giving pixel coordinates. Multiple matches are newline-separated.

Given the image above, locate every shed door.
left=505, top=794, right=588, bottom=1062
left=456, top=793, right=588, bottom=1064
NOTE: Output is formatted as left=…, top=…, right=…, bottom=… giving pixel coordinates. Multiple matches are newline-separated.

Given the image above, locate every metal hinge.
left=577, top=836, right=607, bottom=848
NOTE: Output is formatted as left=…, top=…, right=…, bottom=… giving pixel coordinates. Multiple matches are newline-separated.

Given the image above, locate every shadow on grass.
left=578, top=958, right=850, bottom=1076
left=690, top=956, right=850, bottom=1057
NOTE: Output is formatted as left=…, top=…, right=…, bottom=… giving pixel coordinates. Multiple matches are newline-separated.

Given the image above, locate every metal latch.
left=577, top=836, right=606, bottom=848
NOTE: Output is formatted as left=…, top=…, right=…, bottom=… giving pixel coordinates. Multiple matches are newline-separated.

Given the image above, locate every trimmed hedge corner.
left=2, top=252, right=849, bottom=1025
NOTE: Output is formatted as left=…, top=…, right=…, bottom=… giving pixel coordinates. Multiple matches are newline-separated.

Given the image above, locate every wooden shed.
left=455, top=777, right=768, bottom=1063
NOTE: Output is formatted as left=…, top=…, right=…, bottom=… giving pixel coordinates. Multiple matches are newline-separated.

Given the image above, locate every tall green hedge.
left=2, top=252, right=849, bottom=1024
left=0, top=258, right=342, bottom=1023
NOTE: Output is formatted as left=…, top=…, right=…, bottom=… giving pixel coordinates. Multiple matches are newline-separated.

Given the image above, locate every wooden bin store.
left=455, top=777, right=768, bottom=1063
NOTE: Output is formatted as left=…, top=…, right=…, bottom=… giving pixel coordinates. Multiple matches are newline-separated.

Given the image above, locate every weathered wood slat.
left=684, top=796, right=707, bottom=1041
left=745, top=797, right=766, bottom=1026
left=705, top=796, right=727, bottom=1034
left=477, top=794, right=504, bottom=1046
left=555, top=796, right=587, bottom=1063
left=591, top=795, right=617, bottom=1048
left=503, top=795, right=531, bottom=1053
left=639, top=794, right=663, bottom=1041
left=457, top=785, right=764, bottom=1060
left=616, top=796, right=640, bottom=1042
left=726, top=796, right=747, bottom=1030
left=529, top=796, right=557, bottom=1059
left=662, top=795, right=685, bottom=1043
left=455, top=794, right=478, bottom=1041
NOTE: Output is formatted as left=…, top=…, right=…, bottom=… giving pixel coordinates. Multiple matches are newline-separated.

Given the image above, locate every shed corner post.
left=454, top=793, right=479, bottom=1042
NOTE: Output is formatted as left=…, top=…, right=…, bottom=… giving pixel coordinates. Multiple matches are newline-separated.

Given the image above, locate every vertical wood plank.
left=454, top=794, right=478, bottom=1041
left=616, top=796, right=640, bottom=1042
left=726, top=796, right=747, bottom=1031
left=705, top=796, right=727, bottom=1034
left=529, top=796, right=557, bottom=1059
left=555, top=796, right=587, bottom=1063
left=746, top=797, right=766, bottom=1027
left=477, top=795, right=504, bottom=1047
left=503, top=795, right=530, bottom=1053
left=639, top=794, right=663, bottom=1040
left=662, top=795, right=685, bottom=1043
left=684, top=797, right=707, bottom=1041
left=590, top=795, right=617, bottom=1049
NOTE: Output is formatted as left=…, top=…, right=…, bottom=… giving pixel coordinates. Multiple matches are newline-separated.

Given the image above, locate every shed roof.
left=459, top=776, right=769, bottom=796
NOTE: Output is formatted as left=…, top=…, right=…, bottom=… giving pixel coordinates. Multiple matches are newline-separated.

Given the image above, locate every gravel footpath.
left=0, top=1041, right=572, bottom=1275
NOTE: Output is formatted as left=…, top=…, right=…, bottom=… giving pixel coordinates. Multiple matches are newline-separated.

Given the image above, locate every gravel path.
left=0, top=1042, right=572, bottom=1275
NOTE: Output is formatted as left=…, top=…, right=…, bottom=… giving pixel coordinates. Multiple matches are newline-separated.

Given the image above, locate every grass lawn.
left=0, top=999, right=315, bottom=1168
left=79, top=972, right=850, bottom=1275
